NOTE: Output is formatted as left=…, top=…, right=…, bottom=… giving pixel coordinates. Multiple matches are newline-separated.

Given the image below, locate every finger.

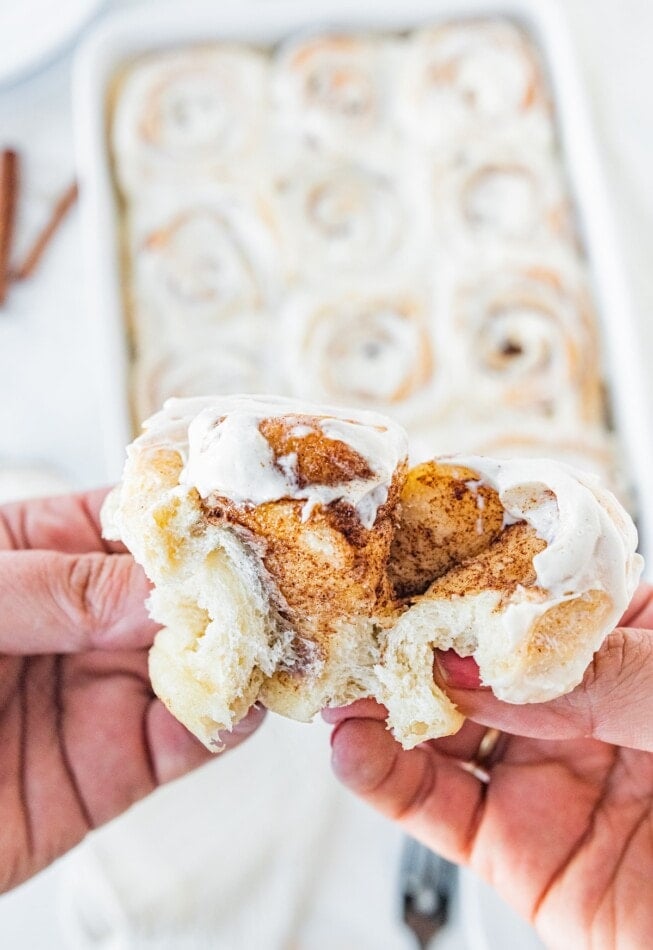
left=146, top=703, right=266, bottom=785
left=145, top=701, right=214, bottom=784
left=322, top=699, right=488, bottom=761
left=620, top=582, right=653, bottom=627
left=436, top=626, right=653, bottom=751
left=0, top=549, right=157, bottom=653
left=330, top=715, right=484, bottom=864
left=321, top=699, right=387, bottom=725
left=0, top=488, right=125, bottom=554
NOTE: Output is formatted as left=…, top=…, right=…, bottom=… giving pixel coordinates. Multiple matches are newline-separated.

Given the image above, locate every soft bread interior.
left=387, top=460, right=505, bottom=598
left=106, top=448, right=290, bottom=747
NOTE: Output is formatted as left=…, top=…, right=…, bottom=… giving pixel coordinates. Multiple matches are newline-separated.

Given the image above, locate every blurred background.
left=0, top=0, right=652, bottom=947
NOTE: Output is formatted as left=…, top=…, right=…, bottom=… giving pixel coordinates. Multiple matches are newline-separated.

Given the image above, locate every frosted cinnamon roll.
left=433, top=142, right=574, bottom=251
left=112, top=46, right=267, bottom=194
left=272, top=33, right=396, bottom=165
left=103, top=396, right=409, bottom=741
left=281, top=290, right=438, bottom=417
left=450, top=262, right=604, bottom=426
left=276, top=160, right=416, bottom=280
left=129, top=185, right=280, bottom=347
left=379, top=455, right=642, bottom=746
left=103, top=398, right=642, bottom=750
left=400, top=20, right=550, bottom=149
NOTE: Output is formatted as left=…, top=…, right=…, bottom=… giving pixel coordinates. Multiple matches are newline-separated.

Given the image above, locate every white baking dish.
left=73, top=0, right=653, bottom=566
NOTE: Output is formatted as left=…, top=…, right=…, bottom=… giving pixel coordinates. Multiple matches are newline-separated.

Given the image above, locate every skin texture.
left=0, top=489, right=264, bottom=895
left=325, top=585, right=653, bottom=949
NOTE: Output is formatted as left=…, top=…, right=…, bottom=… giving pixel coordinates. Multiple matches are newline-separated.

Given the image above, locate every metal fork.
left=399, top=836, right=458, bottom=949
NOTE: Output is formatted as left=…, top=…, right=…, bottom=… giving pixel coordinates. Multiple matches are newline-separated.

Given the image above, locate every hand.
left=325, top=585, right=653, bottom=949
left=0, top=489, right=264, bottom=894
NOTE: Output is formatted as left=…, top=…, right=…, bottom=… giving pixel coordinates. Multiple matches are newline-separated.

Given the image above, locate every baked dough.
left=103, top=395, right=642, bottom=750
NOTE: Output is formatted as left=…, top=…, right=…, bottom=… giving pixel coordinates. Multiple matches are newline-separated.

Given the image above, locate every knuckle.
left=65, top=554, right=127, bottom=646
left=575, top=628, right=653, bottom=733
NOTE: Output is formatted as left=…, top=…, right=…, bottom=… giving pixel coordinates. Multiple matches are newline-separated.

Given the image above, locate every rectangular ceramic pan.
left=73, top=0, right=653, bottom=568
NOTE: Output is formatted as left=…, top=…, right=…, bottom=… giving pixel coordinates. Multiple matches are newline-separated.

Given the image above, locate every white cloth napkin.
left=58, top=716, right=413, bottom=949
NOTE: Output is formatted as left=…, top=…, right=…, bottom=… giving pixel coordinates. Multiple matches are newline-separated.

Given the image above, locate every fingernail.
left=435, top=650, right=483, bottom=689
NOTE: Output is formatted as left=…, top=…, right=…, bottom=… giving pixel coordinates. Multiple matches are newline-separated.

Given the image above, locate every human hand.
left=325, top=585, right=653, bottom=949
left=0, top=489, right=264, bottom=894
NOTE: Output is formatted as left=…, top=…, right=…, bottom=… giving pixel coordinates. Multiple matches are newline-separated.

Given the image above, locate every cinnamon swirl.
left=275, top=160, right=421, bottom=280
left=433, top=141, right=574, bottom=252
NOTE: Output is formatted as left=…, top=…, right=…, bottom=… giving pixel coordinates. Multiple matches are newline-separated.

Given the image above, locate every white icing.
left=139, top=394, right=408, bottom=529
left=446, top=455, right=643, bottom=608
left=463, top=165, right=536, bottom=237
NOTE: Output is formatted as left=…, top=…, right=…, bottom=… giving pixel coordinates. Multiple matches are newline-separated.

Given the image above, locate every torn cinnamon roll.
left=103, top=396, right=642, bottom=751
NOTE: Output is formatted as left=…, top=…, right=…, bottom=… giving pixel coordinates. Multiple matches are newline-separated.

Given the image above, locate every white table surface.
left=0, top=1, right=651, bottom=947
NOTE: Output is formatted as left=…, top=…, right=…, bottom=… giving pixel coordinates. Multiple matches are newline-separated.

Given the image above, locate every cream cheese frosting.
left=137, top=394, right=408, bottom=529
left=448, top=455, right=642, bottom=602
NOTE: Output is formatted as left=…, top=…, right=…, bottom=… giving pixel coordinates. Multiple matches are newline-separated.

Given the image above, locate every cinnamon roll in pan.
left=399, top=20, right=551, bottom=149
left=448, top=258, right=605, bottom=427
left=112, top=46, right=268, bottom=195
left=280, top=290, right=444, bottom=422
left=275, top=159, right=427, bottom=281
left=128, top=184, right=281, bottom=348
left=103, top=396, right=642, bottom=751
left=272, top=32, right=399, bottom=168
left=432, top=140, right=575, bottom=252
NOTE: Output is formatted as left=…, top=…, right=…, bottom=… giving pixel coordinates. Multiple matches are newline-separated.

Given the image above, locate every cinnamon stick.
left=13, top=180, right=78, bottom=282
left=0, top=149, right=19, bottom=305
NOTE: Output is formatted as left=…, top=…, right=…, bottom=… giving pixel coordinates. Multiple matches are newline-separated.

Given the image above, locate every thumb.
left=435, top=625, right=653, bottom=751
left=0, top=549, right=158, bottom=654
